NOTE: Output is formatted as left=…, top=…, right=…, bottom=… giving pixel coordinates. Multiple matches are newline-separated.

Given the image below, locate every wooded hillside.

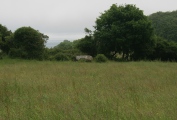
left=149, top=11, right=177, bottom=42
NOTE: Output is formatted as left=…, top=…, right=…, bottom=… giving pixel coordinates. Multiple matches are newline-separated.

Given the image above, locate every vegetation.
left=1, top=4, right=177, bottom=62
left=76, top=35, right=97, bottom=57
left=48, top=40, right=82, bottom=61
left=94, top=4, right=154, bottom=60
left=0, top=25, right=48, bottom=60
left=0, top=24, right=12, bottom=54
left=148, top=11, right=177, bottom=61
left=152, top=36, right=177, bottom=61
left=0, top=50, right=2, bottom=59
left=0, top=4, right=177, bottom=119
left=54, top=53, right=70, bottom=61
left=10, top=27, right=48, bottom=60
left=0, top=4, right=177, bottom=120
left=0, top=59, right=177, bottom=119
left=95, top=54, right=108, bottom=62
left=75, top=28, right=97, bottom=57
left=75, top=5, right=177, bottom=61
left=149, top=11, right=177, bottom=42
left=54, top=40, right=73, bottom=50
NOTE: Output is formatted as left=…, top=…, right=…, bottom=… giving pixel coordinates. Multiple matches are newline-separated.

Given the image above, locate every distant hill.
left=149, top=10, right=177, bottom=42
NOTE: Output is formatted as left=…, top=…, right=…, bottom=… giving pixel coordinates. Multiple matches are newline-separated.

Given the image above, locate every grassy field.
left=0, top=59, right=177, bottom=120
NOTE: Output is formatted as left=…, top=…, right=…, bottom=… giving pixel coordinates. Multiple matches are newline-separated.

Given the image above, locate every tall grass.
left=0, top=59, right=177, bottom=119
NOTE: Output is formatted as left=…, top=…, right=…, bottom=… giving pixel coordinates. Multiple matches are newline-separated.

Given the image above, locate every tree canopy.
left=94, top=4, right=154, bottom=60
left=1, top=4, right=177, bottom=62
left=76, top=36, right=97, bottom=57
left=10, top=27, right=48, bottom=60
left=0, top=24, right=12, bottom=54
left=54, top=40, right=73, bottom=50
left=149, top=11, right=177, bottom=42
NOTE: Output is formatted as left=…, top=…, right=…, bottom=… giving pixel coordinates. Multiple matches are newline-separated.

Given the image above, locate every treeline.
left=0, top=26, right=48, bottom=60
left=1, top=4, right=177, bottom=61
left=149, top=10, right=177, bottom=42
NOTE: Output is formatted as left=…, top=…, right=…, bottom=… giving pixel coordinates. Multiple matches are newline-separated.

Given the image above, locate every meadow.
left=0, top=59, right=177, bottom=120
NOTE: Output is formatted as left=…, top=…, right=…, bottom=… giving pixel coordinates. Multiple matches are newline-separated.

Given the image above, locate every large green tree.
left=10, top=27, right=48, bottom=59
left=94, top=4, right=154, bottom=60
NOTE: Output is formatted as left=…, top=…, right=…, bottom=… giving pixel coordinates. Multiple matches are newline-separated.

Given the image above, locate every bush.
left=54, top=53, right=70, bottom=61
left=95, top=54, right=108, bottom=62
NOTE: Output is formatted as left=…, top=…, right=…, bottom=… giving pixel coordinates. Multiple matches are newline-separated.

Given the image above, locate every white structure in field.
left=76, top=55, right=93, bottom=61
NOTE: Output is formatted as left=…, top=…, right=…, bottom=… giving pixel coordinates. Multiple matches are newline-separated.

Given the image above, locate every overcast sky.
left=0, top=0, right=177, bottom=47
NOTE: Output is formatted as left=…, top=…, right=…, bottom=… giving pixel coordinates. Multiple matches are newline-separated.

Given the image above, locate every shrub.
left=95, top=54, right=108, bottom=62
left=54, top=53, right=70, bottom=61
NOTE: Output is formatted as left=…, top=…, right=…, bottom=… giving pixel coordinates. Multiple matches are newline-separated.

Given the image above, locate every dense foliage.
left=54, top=40, right=73, bottom=50
left=94, top=4, right=155, bottom=60
left=48, top=40, right=82, bottom=61
left=1, top=4, right=177, bottom=62
left=76, top=35, right=97, bottom=57
left=149, top=11, right=177, bottom=42
left=0, top=24, right=12, bottom=54
left=151, top=36, right=177, bottom=61
left=95, top=54, right=108, bottom=62
left=9, top=27, right=48, bottom=60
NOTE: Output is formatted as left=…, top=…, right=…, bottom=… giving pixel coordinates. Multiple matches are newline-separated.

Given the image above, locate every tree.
left=149, top=11, right=177, bottom=42
left=10, top=26, right=48, bottom=60
left=0, top=24, right=12, bottom=54
left=75, top=28, right=97, bottom=57
left=84, top=28, right=92, bottom=35
left=47, top=40, right=83, bottom=61
left=153, top=36, right=177, bottom=61
left=54, top=40, right=73, bottom=50
left=76, top=35, right=97, bottom=57
left=94, top=4, right=154, bottom=60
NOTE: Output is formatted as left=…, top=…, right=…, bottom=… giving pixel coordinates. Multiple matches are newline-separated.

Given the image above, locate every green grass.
left=0, top=59, right=177, bottom=120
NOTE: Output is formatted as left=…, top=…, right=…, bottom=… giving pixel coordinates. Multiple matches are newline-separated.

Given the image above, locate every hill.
left=149, top=10, right=177, bottom=42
